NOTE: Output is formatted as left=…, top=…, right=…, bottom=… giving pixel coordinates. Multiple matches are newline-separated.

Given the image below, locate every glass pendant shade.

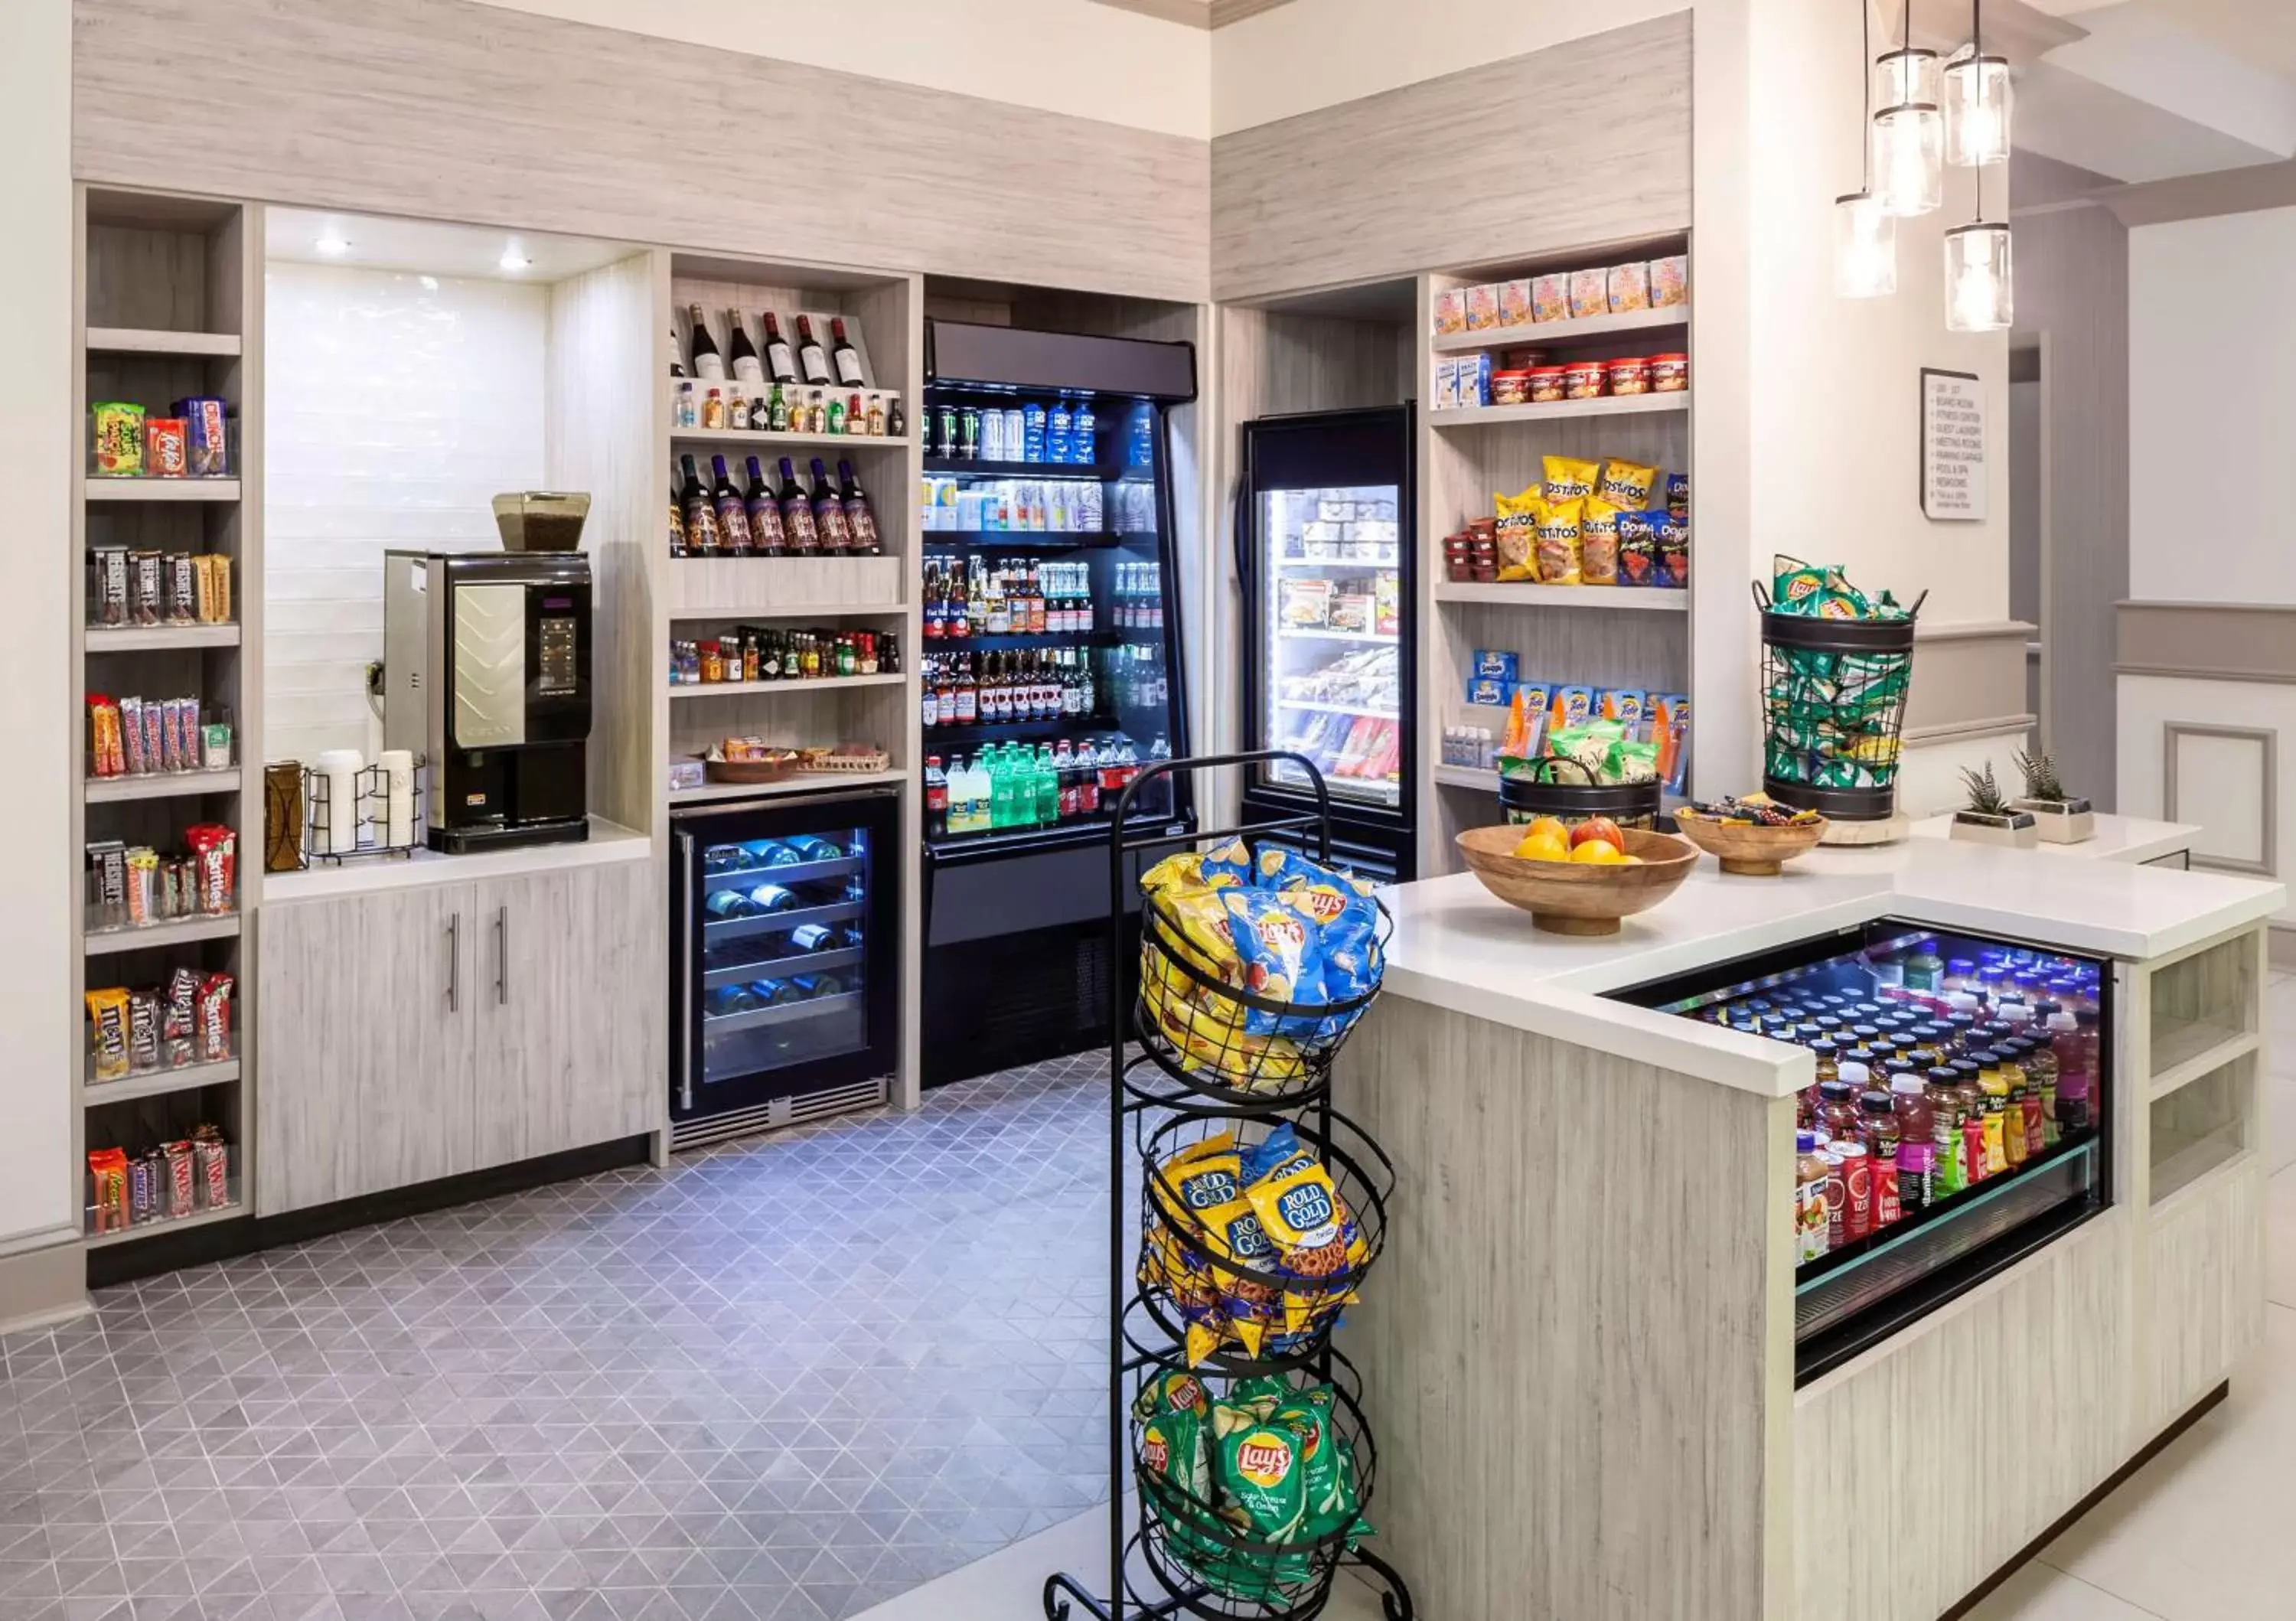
left=1944, top=221, right=2013, bottom=331
left=1874, top=103, right=1944, bottom=216
left=1944, top=54, right=2013, bottom=165
left=1874, top=47, right=1941, bottom=111
left=1835, top=192, right=1899, bottom=298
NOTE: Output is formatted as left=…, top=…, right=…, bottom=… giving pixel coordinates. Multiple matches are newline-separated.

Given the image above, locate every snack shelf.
left=1432, top=580, right=1688, bottom=611
left=670, top=426, right=912, bottom=451
left=85, top=326, right=243, bottom=357
left=86, top=624, right=241, bottom=651
left=2147, top=1028, right=2261, bottom=1104
left=668, top=768, right=907, bottom=806
left=85, top=478, right=241, bottom=503
left=1430, top=302, right=1689, bottom=354
left=1277, top=698, right=1401, bottom=721
left=83, top=1186, right=242, bottom=1248
left=85, top=1056, right=240, bottom=1105
left=84, top=912, right=240, bottom=957
left=702, top=944, right=862, bottom=991
left=1280, top=628, right=1398, bottom=644
left=668, top=674, right=905, bottom=699
left=703, top=989, right=861, bottom=1036
left=85, top=766, right=243, bottom=804
left=1430, top=393, right=1689, bottom=429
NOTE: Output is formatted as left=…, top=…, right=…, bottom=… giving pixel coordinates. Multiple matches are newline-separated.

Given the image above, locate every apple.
left=1570, top=816, right=1624, bottom=852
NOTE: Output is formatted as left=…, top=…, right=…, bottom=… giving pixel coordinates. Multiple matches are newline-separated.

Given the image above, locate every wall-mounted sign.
left=1920, top=367, right=1987, bottom=522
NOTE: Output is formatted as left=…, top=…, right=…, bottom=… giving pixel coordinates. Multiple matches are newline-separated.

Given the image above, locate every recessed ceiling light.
left=499, top=246, right=533, bottom=272
left=315, top=233, right=351, bottom=256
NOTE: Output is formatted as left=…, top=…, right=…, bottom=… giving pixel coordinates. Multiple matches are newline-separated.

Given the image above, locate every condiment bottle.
left=1926, top=1065, right=1968, bottom=1197
left=1891, top=1074, right=1936, bottom=1217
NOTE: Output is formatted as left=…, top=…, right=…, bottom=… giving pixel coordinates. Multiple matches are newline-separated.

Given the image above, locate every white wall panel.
left=263, top=263, right=546, bottom=765
left=2118, top=673, right=2295, bottom=922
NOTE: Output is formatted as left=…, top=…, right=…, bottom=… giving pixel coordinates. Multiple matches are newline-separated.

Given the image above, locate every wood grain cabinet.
left=257, top=859, right=660, bottom=1216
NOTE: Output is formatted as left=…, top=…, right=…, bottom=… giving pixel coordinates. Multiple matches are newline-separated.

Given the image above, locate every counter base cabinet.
left=256, top=885, right=469, bottom=1214
left=257, top=861, right=660, bottom=1218
left=2142, top=1154, right=2267, bottom=1436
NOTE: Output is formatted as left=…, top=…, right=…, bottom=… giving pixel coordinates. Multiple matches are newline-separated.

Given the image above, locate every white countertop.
left=262, top=817, right=651, bottom=902
left=1377, top=836, right=2282, bottom=1099
left=1906, top=810, right=2199, bottom=866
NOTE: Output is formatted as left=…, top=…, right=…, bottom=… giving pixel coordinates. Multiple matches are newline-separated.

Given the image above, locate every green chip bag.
left=1225, top=1374, right=1294, bottom=1414
left=1215, top=1412, right=1309, bottom=1544
left=1135, top=1370, right=1210, bottom=1422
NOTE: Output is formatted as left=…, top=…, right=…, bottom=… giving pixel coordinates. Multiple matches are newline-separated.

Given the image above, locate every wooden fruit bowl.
left=1671, top=811, right=1829, bottom=876
left=1454, top=826, right=1701, bottom=936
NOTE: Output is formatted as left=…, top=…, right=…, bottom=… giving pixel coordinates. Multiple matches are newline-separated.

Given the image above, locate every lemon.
left=1568, top=839, right=1625, bottom=865
left=1513, top=831, right=1571, bottom=863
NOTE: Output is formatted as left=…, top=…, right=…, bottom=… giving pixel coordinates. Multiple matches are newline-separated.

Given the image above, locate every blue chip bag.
left=1200, top=837, right=1254, bottom=889
left=1220, top=889, right=1329, bottom=1036
left=1240, top=1121, right=1303, bottom=1186
left=1253, top=846, right=1375, bottom=900
left=1666, top=471, right=1690, bottom=524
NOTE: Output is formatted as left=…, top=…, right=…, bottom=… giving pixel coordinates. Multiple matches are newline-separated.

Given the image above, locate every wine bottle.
left=669, top=328, right=686, bottom=379
left=743, top=455, right=788, bottom=556
left=794, top=315, right=832, bottom=386
left=709, top=455, right=754, bottom=553
left=668, top=483, right=687, bottom=558
left=726, top=310, right=763, bottom=386
left=837, top=458, right=879, bottom=555
left=687, top=305, right=723, bottom=380
left=808, top=458, right=853, bottom=553
left=830, top=317, right=866, bottom=387
left=759, top=312, right=797, bottom=386
left=886, top=396, right=907, bottom=439
left=679, top=454, right=721, bottom=553
left=777, top=457, right=820, bottom=556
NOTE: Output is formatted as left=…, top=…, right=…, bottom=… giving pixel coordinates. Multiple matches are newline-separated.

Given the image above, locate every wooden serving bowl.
left=1454, top=825, right=1701, bottom=936
left=1671, top=811, right=1830, bottom=876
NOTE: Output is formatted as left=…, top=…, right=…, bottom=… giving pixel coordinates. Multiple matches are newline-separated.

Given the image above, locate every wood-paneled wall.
left=1208, top=15, right=1692, bottom=303
left=72, top=0, right=1212, bottom=304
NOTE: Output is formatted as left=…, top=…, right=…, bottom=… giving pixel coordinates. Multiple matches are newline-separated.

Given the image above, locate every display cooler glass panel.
left=1609, top=918, right=2113, bottom=1384
left=1260, top=484, right=1404, bottom=810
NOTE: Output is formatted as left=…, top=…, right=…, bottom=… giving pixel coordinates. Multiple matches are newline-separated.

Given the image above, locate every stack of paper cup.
left=315, top=749, right=363, bottom=854
left=378, top=750, right=416, bottom=850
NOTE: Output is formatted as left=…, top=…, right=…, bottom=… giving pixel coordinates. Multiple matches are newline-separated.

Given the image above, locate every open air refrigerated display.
left=1611, top=920, right=2113, bottom=1383
left=918, top=319, right=1197, bottom=1086
left=1241, top=408, right=1416, bottom=882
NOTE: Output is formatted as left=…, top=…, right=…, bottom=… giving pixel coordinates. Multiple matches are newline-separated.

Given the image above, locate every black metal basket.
left=1130, top=1355, right=1381, bottom=1619
left=1495, top=755, right=1662, bottom=829
left=1136, top=1110, right=1395, bottom=1376
left=1755, top=582, right=1925, bottom=821
left=1133, top=875, right=1391, bottom=1107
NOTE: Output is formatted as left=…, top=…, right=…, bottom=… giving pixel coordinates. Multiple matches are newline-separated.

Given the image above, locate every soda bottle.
left=988, top=746, right=1013, bottom=830
left=921, top=661, right=941, bottom=729
left=1144, top=735, right=1173, bottom=819
left=1078, top=740, right=1103, bottom=816
left=1035, top=743, right=1058, bottom=826
left=925, top=756, right=949, bottom=840
left=1053, top=739, right=1078, bottom=820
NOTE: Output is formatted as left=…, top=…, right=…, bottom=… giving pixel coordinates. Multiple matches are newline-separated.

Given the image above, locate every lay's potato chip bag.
left=1198, top=837, right=1254, bottom=889
left=1220, top=889, right=1327, bottom=1036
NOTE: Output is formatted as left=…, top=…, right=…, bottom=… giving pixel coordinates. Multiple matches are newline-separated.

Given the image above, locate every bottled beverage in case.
left=925, top=756, right=948, bottom=839
left=777, top=457, right=820, bottom=554
left=746, top=882, right=800, bottom=913
left=935, top=406, right=960, bottom=460
left=794, top=315, right=833, bottom=386
left=705, top=888, right=757, bottom=920
left=888, top=396, right=908, bottom=439
left=670, top=328, right=687, bottom=379
left=1070, top=400, right=1096, bottom=465
left=980, top=408, right=1006, bottom=463
left=830, top=317, right=866, bottom=388
left=837, top=460, right=879, bottom=554
left=1127, top=403, right=1156, bottom=468
left=768, top=384, right=791, bottom=433
left=1022, top=402, right=1047, bottom=463
left=742, top=455, right=788, bottom=555
left=760, top=312, right=798, bottom=386
left=809, top=458, right=853, bottom=552
left=680, top=455, right=722, bottom=553
left=687, top=305, right=724, bottom=380
left=1035, top=743, right=1058, bottom=826
left=726, top=310, right=764, bottom=385
left=709, top=456, right=754, bottom=554
left=1047, top=399, right=1072, bottom=464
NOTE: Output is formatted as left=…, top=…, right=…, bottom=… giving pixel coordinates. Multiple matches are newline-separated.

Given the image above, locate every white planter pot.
left=2013, top=797, right=2095, bottom=845
left=1950, top=810, right=2038, bottom=850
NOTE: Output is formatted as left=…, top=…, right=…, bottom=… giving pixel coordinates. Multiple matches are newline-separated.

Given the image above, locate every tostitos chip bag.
left=1578, top=496, right=1621, bottom=585
left=1597, top=458, right=1658, bottom=510
left=1541, top=453, right=1600, bottom=505
left=1534, top=497, right=1583, bottom=585
left=1492, top=488, right=1543, bottom=582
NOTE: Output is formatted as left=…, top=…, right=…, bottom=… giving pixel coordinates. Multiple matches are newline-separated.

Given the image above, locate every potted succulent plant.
left=1949, top=762, right=2038, bottom=849
left=2011, top=748, right=2095, bottom=843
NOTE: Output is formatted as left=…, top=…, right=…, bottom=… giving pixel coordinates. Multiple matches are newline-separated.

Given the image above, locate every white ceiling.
left=265, top=207, right=642, bottom=282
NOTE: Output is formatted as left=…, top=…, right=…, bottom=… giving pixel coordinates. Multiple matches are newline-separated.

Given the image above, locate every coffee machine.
left=383, top=550, right=592, bottom=853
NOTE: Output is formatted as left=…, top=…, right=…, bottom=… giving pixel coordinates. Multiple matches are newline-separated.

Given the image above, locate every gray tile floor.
left=0, top=1055, right=1116, bottom=1621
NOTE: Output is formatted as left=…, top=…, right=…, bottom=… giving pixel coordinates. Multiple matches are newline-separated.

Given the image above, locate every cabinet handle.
left=497, top=905, right=509, bottom=1005
left=447, top=912, right=460, bottom=1013
left=679, top=832, right=698, bottom=1111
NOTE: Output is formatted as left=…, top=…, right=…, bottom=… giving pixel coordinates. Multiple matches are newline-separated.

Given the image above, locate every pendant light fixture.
left=1942, top=0, right=2012, bottom=329
left=1873, top=0, right=1943, bottom=216
left=1944, top=0, right=2012, bottom=166
left=1837, top=0, right=1897, bottom=297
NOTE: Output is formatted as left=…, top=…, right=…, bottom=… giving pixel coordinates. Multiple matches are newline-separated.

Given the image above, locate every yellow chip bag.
left=1579, top=496, right=1621, bottom=585
left=1197, top=1195, right=1283, bottom=1355
left=1492, top=487, right=1544, bottom=582
left=1156, top=886, right=1243, bottom=984
left=1541, top=454, right=1600, bottom=505
left=1534, top=497, right=1583, bottom=585
left=1140, top=851, right=1208, bottom=896
left=1156, top=1133, right=1243, bottom=1223
left=1244, top=1153, right=1367, bottom=1281
left=1596, top=458, right=1658, bottom=510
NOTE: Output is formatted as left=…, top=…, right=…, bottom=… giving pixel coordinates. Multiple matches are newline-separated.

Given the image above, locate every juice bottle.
left=1892, top=1074, right=1936, bottom=1216
left=1950, top=1060, right=1988, bottom=1183
left=2030, top=1004, right=2065, bottom=1145
left=2002, top=1038, right=2045, bottom=1158
left=1974, top=1052, right=2011, bottom=1176
left=1926, top=1065, right=1968, bottom=1197
left=2056, top=1008, right=2098, bottom=1132
left=1817, top=1080, right=1860, bottom=1146
left=1795, top=1131, right=1831, bottom=1264
left=1860, top=1090, right=1902, bottom=1226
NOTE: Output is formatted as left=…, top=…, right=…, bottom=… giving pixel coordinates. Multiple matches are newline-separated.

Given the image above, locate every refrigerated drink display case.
left=1240, top=408, right=1416, bottom=881
left=1611, top=920, right=2113, bottom=1382
left=918, top=319, right=1197, bottom=1086
left=670, top=790, right=901, bottom=1149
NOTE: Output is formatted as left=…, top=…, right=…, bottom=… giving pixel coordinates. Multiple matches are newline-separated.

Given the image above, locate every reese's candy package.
left=1596, top=458, right=1657, bottom=510
left=1541, top=454, right=1599, bottom=505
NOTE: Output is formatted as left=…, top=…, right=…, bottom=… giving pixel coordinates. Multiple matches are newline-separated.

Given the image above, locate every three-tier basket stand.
left=1043, top=750, right=1414, bottom=1621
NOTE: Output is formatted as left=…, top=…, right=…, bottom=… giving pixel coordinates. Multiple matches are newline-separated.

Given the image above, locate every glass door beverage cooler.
left=1240, top=406, right=1417, bottom=881
left=669, top=790, right=901, bottom=1149
left=918, top=319, right=1197, bottom=1086
left=1610, top=920, right=2114, bottom=1382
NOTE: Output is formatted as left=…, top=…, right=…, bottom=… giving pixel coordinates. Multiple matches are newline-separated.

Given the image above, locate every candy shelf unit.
left=1413, top=236, right=1694, bottom=876
left=71, top=185, right=265, bottom=1252
left=610, top=250, right=925, bottom=1119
